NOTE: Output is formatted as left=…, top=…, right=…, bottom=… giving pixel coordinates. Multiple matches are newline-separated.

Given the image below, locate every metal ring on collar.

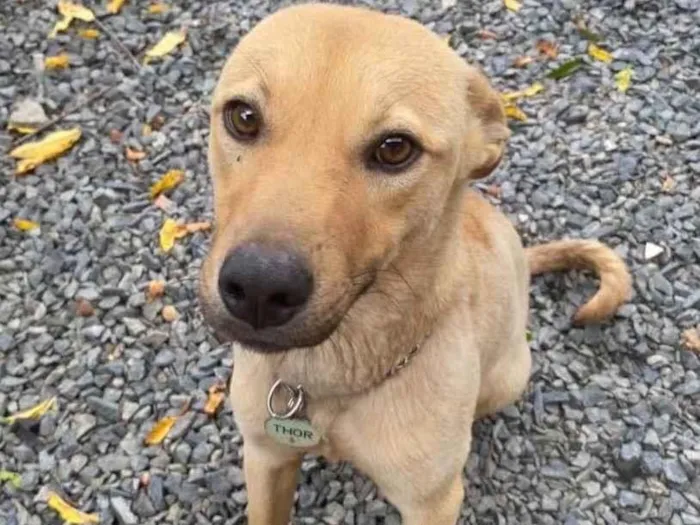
left=266, top=378, right=304, bottom=419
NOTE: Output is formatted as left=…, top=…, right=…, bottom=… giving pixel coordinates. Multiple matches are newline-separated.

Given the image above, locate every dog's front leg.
left=243, top=441, right=302, bottom=525
left=384, top=471, right=465, bottom=525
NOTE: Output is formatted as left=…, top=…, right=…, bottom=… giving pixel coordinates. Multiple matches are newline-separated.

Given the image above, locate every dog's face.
left=199, top=4, right=508, bottom=352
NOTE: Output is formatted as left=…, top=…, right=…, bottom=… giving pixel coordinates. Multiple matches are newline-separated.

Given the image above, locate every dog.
left=198, top=4, right=632, bottom=524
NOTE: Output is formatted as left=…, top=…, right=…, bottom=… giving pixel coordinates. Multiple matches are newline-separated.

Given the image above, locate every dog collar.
left=263, top=333, right=429, bottom=447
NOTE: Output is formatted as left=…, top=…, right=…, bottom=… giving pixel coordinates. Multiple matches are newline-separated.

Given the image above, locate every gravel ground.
left=1, top=0, right=699, bottom=524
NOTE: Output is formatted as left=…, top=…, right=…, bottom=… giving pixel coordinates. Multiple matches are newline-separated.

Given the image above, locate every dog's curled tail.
left=526, top=240, right=632, bottom=326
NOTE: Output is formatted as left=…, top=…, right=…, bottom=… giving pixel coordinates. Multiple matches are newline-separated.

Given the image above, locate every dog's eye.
left=223, top=101, right=261, bottom=140
left=373, top=134, right=419, bottom=171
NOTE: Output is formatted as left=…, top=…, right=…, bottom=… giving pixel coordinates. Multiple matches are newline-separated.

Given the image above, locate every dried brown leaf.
left=162, top=305, right=179, bottom=322
left=75, top=298, right=95, bottom=317
left=146, top=280, right=166, bottom=302
left=682, top=327, right=700, bottom=353
left=204, top=382, right=226, bottom=416
left=536, top=39, right=558, bottom=59
left=125, top=147, right=146, bottom=162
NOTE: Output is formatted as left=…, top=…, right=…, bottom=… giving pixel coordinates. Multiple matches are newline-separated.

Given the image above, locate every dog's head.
left=199, top=4, right=509, bottom=352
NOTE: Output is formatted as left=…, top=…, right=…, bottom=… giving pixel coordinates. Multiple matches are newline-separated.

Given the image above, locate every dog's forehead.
left=218, top=5, right=465, bottom=108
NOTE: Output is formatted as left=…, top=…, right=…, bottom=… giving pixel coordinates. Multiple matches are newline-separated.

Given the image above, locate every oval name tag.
left=265, top=417, right=321, bottom=448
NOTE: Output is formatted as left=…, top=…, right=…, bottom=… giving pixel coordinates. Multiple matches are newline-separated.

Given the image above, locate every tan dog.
left=199, top=4, right=632, bottom=524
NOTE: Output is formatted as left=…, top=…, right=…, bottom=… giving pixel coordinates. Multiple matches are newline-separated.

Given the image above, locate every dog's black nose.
left=218, top=243, right=313, bottom=330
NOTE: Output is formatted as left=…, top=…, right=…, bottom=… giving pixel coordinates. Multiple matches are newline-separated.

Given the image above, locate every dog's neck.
left=268, top=185, right=472, bottom=400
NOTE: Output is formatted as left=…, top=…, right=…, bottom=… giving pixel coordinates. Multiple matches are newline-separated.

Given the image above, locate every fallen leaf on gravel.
left=58, top=1, right=95, bottom=21
left=159, top=218, right=187, bottom=252
left=144, top=415, right=177, bottom=444
left=45, top=53, right=70, bottom=69
left=78, top=28, right=100, bottom=39
left=139, top=472, right=151, bottom=488
left=146, top=280, right=166, bottom=302
left=477, top=29, right=498, bottom=40
left=144, top=30, right=187, bottom=64
left=0, top=470, right=21, bottom=488
left=50, top=1, right=95, bottom=38
left=161, top=305, right=179, bottom=322
left=682, top=327, right=700, bottom=353
left=125, top=147, right=146, bottom=162
left=148, top=3, right=169, bottom=14
left=9, top=127, right=81, bottom=175
left=107, top=0, right=126, bottom=14
left=75, top=298, right=95, bottom=317
left=150, top=114, right=165, bottom=130
left=108, top=129, right=123, bottom=144
left=46, top=490, right=99, bottom=524
left=142, top=124, right=152, bottom=136
left=13, top=218, right=39, bottom=231
left=661, top=175, right=676, bottom=193
left=204, top=383, right=226, bottom=416
left=588, top=43, right=613, bottom=63
left=183, top=221, right=211, bottom=233
left=504, top=0, right=521, bottom=11
left=502, top=82, right=544, bottom=102
left=547, top=57, right=584, bottom=80
left=536, top=39, right=558, bottom=59
left=615, top=66, right=633, bottom=93
left=7, top=124, right=38, bottom=134
left=150, top=169, right=184, bottom=199
left=1, top=397, right=57, bottom=424
left=526, top=330, right=533, bottom=342
left=153, top=194, right=175, bottom=212
left=513, top=56, right=533, bottom=68
left=504, top=104, right=527, bottom=122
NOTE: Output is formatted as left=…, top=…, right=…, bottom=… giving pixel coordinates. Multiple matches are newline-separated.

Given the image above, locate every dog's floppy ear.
left=464, top=66, right=510, bottom=180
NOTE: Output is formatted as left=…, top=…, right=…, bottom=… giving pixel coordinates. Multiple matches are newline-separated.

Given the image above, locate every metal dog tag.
left=265, top=417, right=320, bottom=448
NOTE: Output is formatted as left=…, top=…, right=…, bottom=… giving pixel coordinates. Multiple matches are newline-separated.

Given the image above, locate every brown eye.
left=373, top=134, right=419, bottom=171
left=223, top=101, right=261, bottom=140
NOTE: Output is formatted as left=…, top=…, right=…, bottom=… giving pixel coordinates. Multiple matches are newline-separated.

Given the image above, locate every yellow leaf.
left=661, top=174, right=675, bottom=193
left=107, top=0, right=126, bottom=14
left=159, top=219, right=209, bottom=252
left=142, top=123, right=153, bottom=136
left=0, top=470, right=21, bottom=488
left=504, top=104, right=527, bottom=122
left=78, top=28, right=101, bottom=39
left=9, top=128, right=81, bottom=175
left=1, top=397, right=57, bottom=424
left=57, top=1, right=95, bottom=22
left=150, top=169, right=184, bottom=199
left=45, top=53, right=70, bottom=69
left=46, top=491, right=99, bottom=524
left=504, top=0, right=521, bottom=11
left=502, top=82, right=544, bottom=102
left=13, top=218, right=39, bottom=232
left=49, top=16, right=73, bottom=38
left=148, top=3, right=169, bottom=14
left=144, top=415, right=178, bottom=445
left=159, top=218, right=185, bottom=252
left=7, top=123, right=38, bottom=135
left=204, top=383, right=226, bottom=416
left=588, top=43, right=613, bottom=63
left=615, top=66, right=633, bottom=93
left=144, top=30, right=187, bottom=63
left=146, top=280, right=166, bottom=302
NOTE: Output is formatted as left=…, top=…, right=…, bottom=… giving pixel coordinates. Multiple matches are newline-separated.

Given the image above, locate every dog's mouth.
left=199, top=269, right=376, bottom=353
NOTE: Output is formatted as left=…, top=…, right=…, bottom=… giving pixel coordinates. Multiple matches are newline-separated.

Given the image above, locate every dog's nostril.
left=226, top=282, right=245, bottom=301
left=269, top=292, right=294, bottom=308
